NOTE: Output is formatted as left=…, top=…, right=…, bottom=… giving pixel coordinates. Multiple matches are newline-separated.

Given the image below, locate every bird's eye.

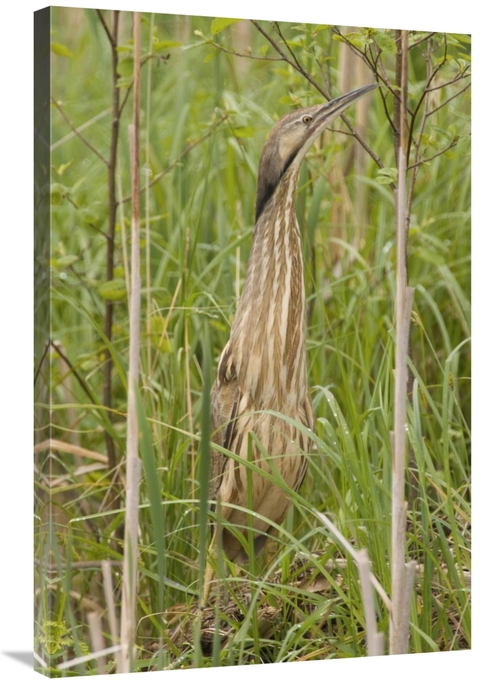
left=302, top=115, right=312, bottom=124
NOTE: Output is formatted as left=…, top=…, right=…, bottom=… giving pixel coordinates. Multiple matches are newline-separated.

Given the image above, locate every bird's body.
left=209, top=159, right=313, bottom=562
left=204, top=84, right=377, bottom=600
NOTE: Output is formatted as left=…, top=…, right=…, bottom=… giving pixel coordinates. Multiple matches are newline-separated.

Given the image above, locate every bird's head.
left=255, top=83, right=378, bottom=221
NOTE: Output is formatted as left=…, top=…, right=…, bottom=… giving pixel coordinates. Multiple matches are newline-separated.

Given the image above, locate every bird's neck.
left=230, top=168, right=307, bottom=410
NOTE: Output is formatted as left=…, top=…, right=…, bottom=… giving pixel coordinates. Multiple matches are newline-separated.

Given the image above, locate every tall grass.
left=35, top=10, right=471, bottom=673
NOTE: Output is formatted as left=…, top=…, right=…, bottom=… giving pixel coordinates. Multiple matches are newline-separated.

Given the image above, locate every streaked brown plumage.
left=204, top=84, right=377, bottom=602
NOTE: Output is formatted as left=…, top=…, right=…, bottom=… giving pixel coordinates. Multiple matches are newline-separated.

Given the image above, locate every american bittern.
left=204, top=84, right=377, bottom=604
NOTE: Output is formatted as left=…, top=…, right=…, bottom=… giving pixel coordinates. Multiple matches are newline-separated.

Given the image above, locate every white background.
left=1, top=1, right=494, bottom=681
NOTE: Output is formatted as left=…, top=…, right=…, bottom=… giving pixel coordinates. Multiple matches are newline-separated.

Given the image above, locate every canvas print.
left=34, top=6, right=471, bottom=676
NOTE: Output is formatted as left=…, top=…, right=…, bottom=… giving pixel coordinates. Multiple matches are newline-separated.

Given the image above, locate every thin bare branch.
left=252, top=20, right=329, bottom=99
left=337, top=113, right=385, bottom=170
left=209, top=40, right=282, bottom=62
left=332, top=27, right=399, bottom=100
left=427, top=81, right=471, bottom=117
left=51, top=107, right=112, bottom=152
left=51, top=98, right=109, bottom=166
left=407, top=137, right=460, bottom=170
left=406, top=33, right=469, bottom=211
left=407, top=35, right=453, bottom=147
left=425, top=69, right=471, bottom=93
left=102, top=9, right=121, bottom=472
left=50, top=340, right=97, bottom=405
left=96, top=9, right=115, bottom=46
left=407, top=37, right=433, bottom=210
left=409, top=32, right=437, bottom=49
left=274, top=22, right=313, bottom=84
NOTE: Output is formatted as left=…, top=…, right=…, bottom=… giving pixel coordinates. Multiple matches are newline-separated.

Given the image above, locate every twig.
left=209, top=40, right=282, bottom=62
left=407, top=137, right=459, bottom=170
left=51, top=98, right=108, bottom=166
left=338, top=112, right=385, bottom=170
left=406, top=42, right=448, bottom=160
left=50, top=340, right=97, bottom=405
left=34, top=339, right=50, bottom=387
left=251, top=20, right=329, bottom=99
left=274, top=22, right=313, bottom=85
left=102, top=9, right=121, bottom=472
left=51, top=107, right=112, bottom=151
left=426, top=81, right=471, bottom=117
left=409, top=32, right=437, bottom=49
left=96, top=9, right=115, bottom=45
left=425, top=68, right=471, bottom=94
left=332, top=27, right=399, bottom=101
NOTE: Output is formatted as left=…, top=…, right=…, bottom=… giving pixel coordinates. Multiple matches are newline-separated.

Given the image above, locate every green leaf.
left=456, top=134, right=471, bottom=156
left=373, top=31, right=397, bottom=54
left=38, top=620, right=73, bottom=655
left=414, top=247, right=446, bottom=266
left=153, top=39, right=182, bottom=52
left=233, top=126, right=255, bottom=139
left=50, top=183, right=70, bottom=204
left=336, top=31, right=373, bottom=50
left=80, top=207, right=103, bottom=225
left=51, top=42, right=73, bottom=58
left=448, top=33, right=471, bottom=45
left=375, top=167, right=398, bottom=185
left=117, top=57, right=133, bottom=77
left=53, top=255, right=79, bottom=269
left=204, top=47, right=219, bottom=63
left=56, top=160, right=73, bottom=176
left=150, top=314, right=172, bottom=353
left=210, top=18, right=240, bottom=36
left=97, top=279, right=127, bottom=302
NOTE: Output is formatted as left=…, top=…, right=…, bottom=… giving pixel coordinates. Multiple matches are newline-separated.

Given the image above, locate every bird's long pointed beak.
left=315, top=83, right=379, bottom=130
